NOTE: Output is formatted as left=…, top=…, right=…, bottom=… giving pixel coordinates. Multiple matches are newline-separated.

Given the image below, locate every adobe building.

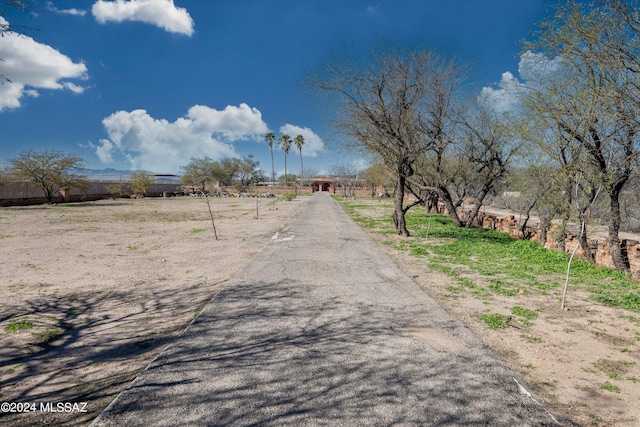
left=309, top=177, right=334, bottom=192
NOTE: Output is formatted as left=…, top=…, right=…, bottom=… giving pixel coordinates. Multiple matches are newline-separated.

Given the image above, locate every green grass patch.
left=482, top=313, right=508, bottom=330
left=488, top=278, right=519, bottom=296
left=600, top=382, right=621, bottom=393
left=511, top=306, right=538, bottom=320
left=5, top=319, right=34, bottom=333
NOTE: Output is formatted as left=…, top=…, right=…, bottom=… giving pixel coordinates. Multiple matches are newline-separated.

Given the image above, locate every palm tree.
left=279, top=134, right=292, bottom=187
left=294, top=134, right=305, bottom=189
left=265, top=132, right=276, bottom=186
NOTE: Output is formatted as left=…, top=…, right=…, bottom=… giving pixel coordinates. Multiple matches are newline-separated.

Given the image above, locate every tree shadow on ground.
left=0, top=286, right=206, bottom=427
left=93, top=279, right=576, bottom=427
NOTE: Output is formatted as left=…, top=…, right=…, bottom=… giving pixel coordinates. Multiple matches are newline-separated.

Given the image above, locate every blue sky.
left=0, top=0, right=560, bottom=176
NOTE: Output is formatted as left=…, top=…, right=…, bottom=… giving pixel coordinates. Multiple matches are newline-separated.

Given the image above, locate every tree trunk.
left=608, top=190, right=630, bottom=272
left=425, top=191, right=439, bottom=214
left=557, top=214, right=569, bottom=253
left=539, top=217, right=550, bottom=247
left=270, top=147, right=275, bottom=185
left=438, top=185, right=462, bottom=227
left=578, top=212, right=595, bottom=264
left=464, top=186, right=491, bottom=228
left=393, top=173, right=410, bottom=236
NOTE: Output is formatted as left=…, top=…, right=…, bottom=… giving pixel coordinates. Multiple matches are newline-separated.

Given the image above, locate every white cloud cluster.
left=92, top=0, right=194, bottom=36
left=95, top=103, right=269, bottom=172
left=0, top=17, right=88, bottom=111
left=278, top=124, right=325, bottom=158
left=480, top=50, right=565, bottom=113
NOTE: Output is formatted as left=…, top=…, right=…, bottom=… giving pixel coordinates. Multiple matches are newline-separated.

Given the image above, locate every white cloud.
left=517, top=50, right=564, bottom=84
left=91, top=0, right=194, bottom=36
left=480, top=50, right=566, bottom=113
left=95, top=104, right=269, bottom=172
left=278, top=124, right=325, bottom=158
left=479, top=71, right=524, bottom=113
left=0, top=17, right=88, bottom=111
left=46, top=1, right=87, bottom=16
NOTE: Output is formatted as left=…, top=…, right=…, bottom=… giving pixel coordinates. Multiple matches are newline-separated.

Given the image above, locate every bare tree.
left=309, top=43, right=466, bottom=236
left=411, top=100, right=518, bottom=227
left=330, top=161, right=360, bottom=198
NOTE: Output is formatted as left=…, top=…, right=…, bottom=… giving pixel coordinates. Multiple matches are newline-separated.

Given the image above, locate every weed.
left=8, top=283, right=26, bottom=293
left=600, top=382, right=621, bottom=393
left=5, top=319, right=34, bottom=333
left=523, top=363, right=537, bottom=370
left=563, top=328, right=575, bottom=333
left=511, top=305, right=538, bottom=326
left=511, top=306, right=539, bottom=320
left=488, top=279, right=519, bottom=296
left=588, top=413, right=602, bottom=425
left=482, top=313, right=508, bottom=330
left=190, top=228, right=206, bottom=234
left=620, top=314, right=640, bottom=324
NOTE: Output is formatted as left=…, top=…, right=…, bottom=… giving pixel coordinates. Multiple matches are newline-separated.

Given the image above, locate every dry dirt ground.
left=1, top=195, right=639, bottom=427
left=0, top=196, right=303, bottom=426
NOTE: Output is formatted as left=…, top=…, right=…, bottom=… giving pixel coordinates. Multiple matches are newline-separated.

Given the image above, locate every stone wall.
left=469, top=210, right=640, bottom=276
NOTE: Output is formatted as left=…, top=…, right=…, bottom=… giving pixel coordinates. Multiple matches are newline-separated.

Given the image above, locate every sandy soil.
left=1, top=194, right=638, bottom=426
left=0, top=196, right=303, bottom=426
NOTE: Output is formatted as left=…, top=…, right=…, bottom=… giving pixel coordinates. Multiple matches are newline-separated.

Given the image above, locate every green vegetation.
left=482, top=313, right=508, bottom=330
left=335, top=197, right=640, bottom=313
left=5, top=318, right=34, bottom=333
left=600, top=382, right=621, bottom=393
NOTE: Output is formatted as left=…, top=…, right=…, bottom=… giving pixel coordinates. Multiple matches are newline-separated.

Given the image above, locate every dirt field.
left=1, top=194, right=638, bottom=426
left=0, top=196, right=303, bottom=426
